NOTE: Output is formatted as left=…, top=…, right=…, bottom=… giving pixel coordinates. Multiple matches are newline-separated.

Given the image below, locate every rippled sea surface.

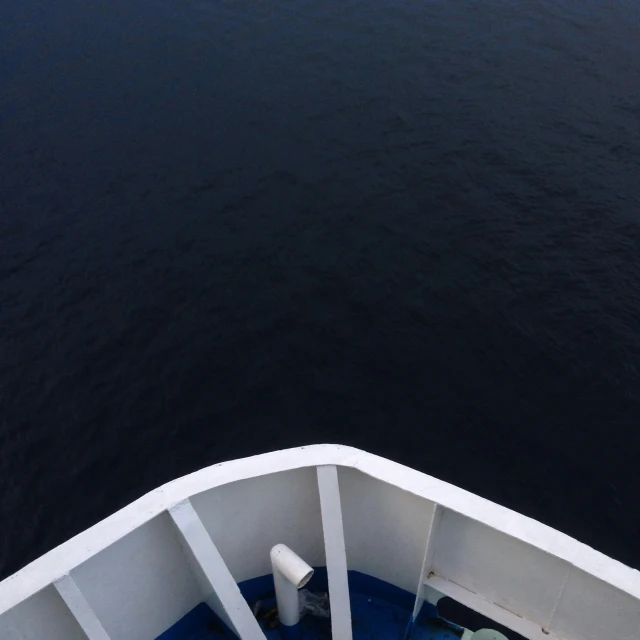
left=1, top=0, right=639, bottom=579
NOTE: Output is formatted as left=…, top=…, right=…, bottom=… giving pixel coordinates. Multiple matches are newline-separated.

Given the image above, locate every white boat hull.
left=1, top=445, right=638, bottom=640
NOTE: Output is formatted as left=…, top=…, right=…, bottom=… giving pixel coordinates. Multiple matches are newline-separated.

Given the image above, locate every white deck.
left=1, top=445, right=639, bottom=640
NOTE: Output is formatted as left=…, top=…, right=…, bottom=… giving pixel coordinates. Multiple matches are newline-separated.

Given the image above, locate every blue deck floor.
left=156, top=571, right=463, bottom=640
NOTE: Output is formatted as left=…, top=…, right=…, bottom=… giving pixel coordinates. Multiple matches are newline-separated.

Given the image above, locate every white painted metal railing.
left=34, top=466, right=580, bottom=640
left=1, top=446, right=639, bottom=640
left=40, top=464, right=357, bottom=640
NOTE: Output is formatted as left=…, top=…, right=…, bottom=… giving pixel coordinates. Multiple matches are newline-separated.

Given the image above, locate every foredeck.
left=158, top=571, right=464, bottom=640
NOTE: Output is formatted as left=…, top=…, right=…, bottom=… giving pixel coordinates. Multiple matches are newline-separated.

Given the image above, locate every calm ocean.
left=1, top=0, right=639, bottom=580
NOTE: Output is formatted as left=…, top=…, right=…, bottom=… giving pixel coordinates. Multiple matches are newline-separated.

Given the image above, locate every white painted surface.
left=338, top=465, right=435, bottom=593
left=189, top=467, right=325, bottom=583
left=54, top=575, right=111, bottom=640
left=412, top=503, right=443, bottom=619
left=169, top=500, right=266, bottom=640
left=550, top=566, right=640, bottom=640
left=0, top=613, right=21, bottom=640
left=1, top=445, right=639, bottom=640
left=70, top=512, right=202, bottom=640
left=0, top=585, right=87, bottom=640
left=317, top=465, right=352, bottom=640
left=432, top=508, right=571, bottom=627
left=425, top=575, right=563, bottom=640
left=0, top=613, right=20, bottom=640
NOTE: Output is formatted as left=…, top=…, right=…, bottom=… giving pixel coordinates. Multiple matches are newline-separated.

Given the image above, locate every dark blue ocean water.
left=1, top=0, right=639, bottom=580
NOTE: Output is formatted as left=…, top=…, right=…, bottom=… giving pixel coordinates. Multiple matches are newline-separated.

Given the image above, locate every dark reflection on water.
left=1, top=0, right=639, bottom=578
